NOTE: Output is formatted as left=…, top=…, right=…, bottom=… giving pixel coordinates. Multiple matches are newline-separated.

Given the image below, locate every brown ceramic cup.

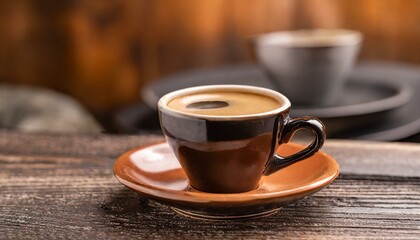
left=158, top=85, right=325, bottom=193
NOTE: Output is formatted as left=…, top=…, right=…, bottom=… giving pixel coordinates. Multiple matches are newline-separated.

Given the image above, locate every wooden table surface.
left=1, top=131, right=419, bottom=239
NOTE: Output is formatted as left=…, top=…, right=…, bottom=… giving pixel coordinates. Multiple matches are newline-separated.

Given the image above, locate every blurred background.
left=1, top=0, right=420, bottom=141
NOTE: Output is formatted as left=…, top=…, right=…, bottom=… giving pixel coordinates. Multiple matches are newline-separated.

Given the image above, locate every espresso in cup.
left=167, top=90, right=281, bottom=116
left=158, top=85, right=325, bottom=193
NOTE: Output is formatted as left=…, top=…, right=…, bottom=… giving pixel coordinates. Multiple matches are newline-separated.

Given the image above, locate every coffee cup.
left=252, top=29, right=362, bottom=106
left=158, top=85, right=326, bottom=193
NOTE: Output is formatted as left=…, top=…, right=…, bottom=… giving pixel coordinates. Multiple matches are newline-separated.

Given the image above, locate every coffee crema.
left=167, top=91, right=282, bottom=116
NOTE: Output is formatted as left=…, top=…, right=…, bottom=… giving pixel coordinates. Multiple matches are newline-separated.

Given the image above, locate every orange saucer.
left=114, top=142, right=339, bottom=220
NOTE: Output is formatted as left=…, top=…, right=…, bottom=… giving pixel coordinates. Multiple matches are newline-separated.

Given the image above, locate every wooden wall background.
left=0, top=0, right=420, bottom=116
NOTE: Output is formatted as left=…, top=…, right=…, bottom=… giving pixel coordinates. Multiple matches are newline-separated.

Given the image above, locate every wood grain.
left=0, top=131, right=419, bottom=239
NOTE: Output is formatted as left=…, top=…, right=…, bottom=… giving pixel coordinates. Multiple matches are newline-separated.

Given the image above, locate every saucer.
left=114, top=142, right=340, bottom=220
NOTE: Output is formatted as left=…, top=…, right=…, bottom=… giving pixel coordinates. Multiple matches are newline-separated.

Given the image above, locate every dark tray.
left=115, top=62, right=420, bottom=141
left=133, top=61, right=420, bottom=141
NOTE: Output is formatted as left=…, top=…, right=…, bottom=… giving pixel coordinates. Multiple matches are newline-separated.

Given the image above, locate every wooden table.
left=1, top=131, right=419, bottom=239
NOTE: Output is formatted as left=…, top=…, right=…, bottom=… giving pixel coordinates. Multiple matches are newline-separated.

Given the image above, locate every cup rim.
left=158, top=85, right=291, bottom=121
left=252, top=28, right=363, bottom=48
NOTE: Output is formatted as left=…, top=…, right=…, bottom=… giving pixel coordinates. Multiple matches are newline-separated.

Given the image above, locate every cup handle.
left=263, top=116, right=326, bottom=175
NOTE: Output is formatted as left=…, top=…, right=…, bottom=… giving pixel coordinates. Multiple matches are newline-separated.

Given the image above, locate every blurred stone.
left=0, top=85, right=102, bottom=134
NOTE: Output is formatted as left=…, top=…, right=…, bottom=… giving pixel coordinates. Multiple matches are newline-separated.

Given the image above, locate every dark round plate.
left=292, top=80, right=411, bottom=118
left=138, top=61, right=420, bottom=140
left=292, top=80, right=412, bottom=136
